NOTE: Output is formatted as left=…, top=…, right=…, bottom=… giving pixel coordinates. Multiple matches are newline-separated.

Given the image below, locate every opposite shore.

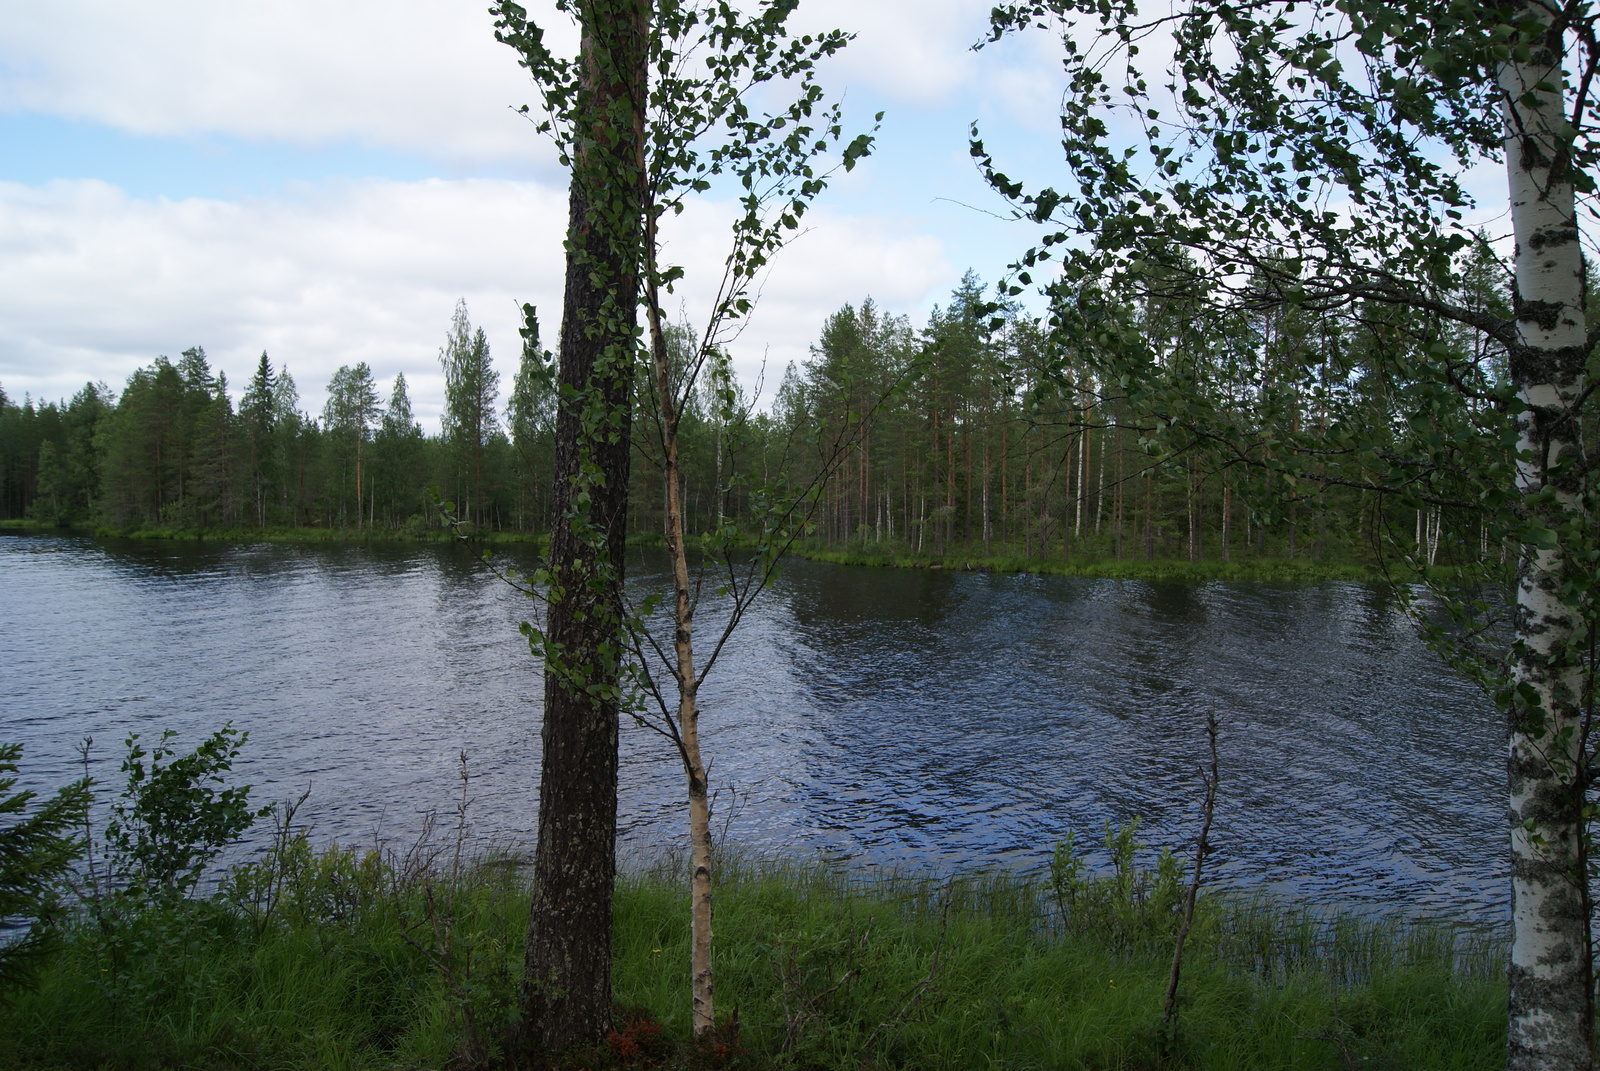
left=0, top=518, right=1400, bottom=584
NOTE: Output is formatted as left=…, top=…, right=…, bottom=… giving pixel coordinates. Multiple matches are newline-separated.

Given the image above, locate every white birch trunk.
left=645, top=260, right=717, bottom=1041
left=1500, top=10, right=1594, bottom=1066
left=1095, top=424, right=1106, bottom=535
left=1221, top=483, right=1230, bottom=563
left=1075, top=410, right=1088, bottom=537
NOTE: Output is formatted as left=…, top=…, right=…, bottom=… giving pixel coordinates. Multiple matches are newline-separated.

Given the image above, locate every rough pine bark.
left=518, top=0, right=648, bottom=1054
left=1500, top=7, right=1594, bottom=1068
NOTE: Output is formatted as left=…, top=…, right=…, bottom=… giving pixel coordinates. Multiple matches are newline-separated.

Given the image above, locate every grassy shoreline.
left=2, top=519, right=1386, bottom=582
left=794, top=545, right=1383, bottom=583
left=2, top=845, right=1504, bottom=1070
left=0, top=517, right=542, bottom=546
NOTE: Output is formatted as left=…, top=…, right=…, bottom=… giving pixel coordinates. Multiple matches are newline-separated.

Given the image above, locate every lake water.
left=0, top=534, right=1504, bottom=924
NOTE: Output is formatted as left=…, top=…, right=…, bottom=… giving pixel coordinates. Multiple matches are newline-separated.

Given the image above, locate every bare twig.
left=393, top=754, right=491, bottom=1069
left=1164, top=710, right=1220, bottom=1028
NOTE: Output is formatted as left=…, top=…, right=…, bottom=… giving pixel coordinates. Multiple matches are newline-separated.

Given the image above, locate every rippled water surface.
left=0, top=534, right=1503, bottom=923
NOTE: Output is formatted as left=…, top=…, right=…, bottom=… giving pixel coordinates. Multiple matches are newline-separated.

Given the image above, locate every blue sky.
left=0, top=1, right=1065, bottom=430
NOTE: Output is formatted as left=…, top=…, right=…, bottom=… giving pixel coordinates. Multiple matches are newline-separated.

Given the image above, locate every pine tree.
left=189, top=373, right=235, bottom=528
left=439, top=300, right=500, bottom=529
left=508, top=305, right=556, bottom=534
left=323, top=363, right=381, bottom=527
left=99, top=358, right=185, bottom=526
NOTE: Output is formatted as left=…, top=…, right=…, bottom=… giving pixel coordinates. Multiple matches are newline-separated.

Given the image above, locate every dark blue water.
left=0, top=534, right=1503, bottom=923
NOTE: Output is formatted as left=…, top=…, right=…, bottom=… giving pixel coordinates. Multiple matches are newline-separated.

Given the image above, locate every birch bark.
left=1500, top=7, right=1594, bottom=1067
left=643, top=281, right=718, bottom=1039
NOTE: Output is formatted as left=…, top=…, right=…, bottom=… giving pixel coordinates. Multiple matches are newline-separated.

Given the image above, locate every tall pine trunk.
left=519, top=1, right=648, bottom=1053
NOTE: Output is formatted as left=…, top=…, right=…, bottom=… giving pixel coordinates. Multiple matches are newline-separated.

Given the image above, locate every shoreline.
left=0, top=518, right=542, bottom=546
left=3, top=519, right=1418, bottom=583
left=3, top=844, right=1506, bottom=1069
left=794, top=544, right=1385, bottom=583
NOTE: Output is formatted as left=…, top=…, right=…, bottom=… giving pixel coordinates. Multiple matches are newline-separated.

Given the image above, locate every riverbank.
left=0, top=518, right=542, bottom=546
left=1, top=520, right=1396, bottom=583
left=794, top=544, right=1386, bottom=583
left=3, top=846, right=1503, bottom=1070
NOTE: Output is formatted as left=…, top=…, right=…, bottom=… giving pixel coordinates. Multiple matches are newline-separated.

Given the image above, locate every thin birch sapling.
left=492, top=0, right=880, bottom=1045
left=629, top=0, right=876, bottom=1042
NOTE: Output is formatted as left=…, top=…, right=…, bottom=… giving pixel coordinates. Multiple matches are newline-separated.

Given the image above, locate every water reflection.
left=0, top=535, right=1503, bottom=924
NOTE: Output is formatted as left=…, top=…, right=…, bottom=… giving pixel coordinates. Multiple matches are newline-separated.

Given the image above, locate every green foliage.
left=968, top=0, right=1600, bottom=654
left=972, top=33, right=1600, bottom=1059
left=0, top=744, right=90, bottom=994
left=60, top=728, right=267, bottom=1031
left=1, top=267, right=1437, bottom=566
left=102, top=724, right=267, bottom=904
left=1048, top=819, right=1185, bottom=944
left=222, top=806, right=388, bottom=939
left=438, top=300, right=502, bottom=532
left=969, top=0, right=1539, bottom=583
left=0, top=845, right=1506, bottom=1070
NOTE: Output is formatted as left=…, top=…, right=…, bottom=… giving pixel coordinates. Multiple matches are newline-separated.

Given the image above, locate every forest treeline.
left=0, top=268, right=1503, bottom=567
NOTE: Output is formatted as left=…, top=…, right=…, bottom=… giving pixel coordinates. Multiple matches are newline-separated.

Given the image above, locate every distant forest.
left=1, top=270, right=1500, bottom=566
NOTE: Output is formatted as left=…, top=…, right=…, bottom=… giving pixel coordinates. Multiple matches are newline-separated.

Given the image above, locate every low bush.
left=0, top=765, right=1505, bottom=1070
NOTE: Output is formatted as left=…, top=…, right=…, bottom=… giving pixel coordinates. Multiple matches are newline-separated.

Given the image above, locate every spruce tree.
left=240, top=353, right=276, bottom=527
left=0, top=744, right=90, bottom=992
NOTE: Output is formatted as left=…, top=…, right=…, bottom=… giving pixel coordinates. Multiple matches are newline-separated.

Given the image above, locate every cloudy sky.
left=0, top=1, right=1068, bottom=430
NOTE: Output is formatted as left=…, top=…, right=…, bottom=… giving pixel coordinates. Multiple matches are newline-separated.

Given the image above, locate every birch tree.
left=629, top=3, right=871, bottom=1037
left=508, top=306, right=557, bottom=535
left=982, top=1, right=1600, bottom=1064
left=496, top=0, right=875, bottom=1043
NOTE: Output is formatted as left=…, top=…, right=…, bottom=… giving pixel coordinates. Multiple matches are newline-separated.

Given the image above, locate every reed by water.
left=2, top=837, right=1505, bottom=1070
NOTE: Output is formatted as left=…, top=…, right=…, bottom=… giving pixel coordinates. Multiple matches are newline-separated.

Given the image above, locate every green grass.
left=0, top=519, right=73, bottom=533
left=99, top=524, right=546, bottom=546
left=0, top=845, right=1505, bottom=1070
left=794, top=544, right=1380, bottom=584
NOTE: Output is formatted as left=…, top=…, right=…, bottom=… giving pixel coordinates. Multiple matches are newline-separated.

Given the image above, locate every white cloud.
left=797, top=0, right=987, bottom=103
left=0, top=3, right=986, bottom=417
left=0, top=0, right=567, bottom=165
left=0, top=177, right=568, bottom=427
left=656, top=198, right=952, bottom=393
left=792, top=0, right=1066, bottom=138
left=0, top=177, right=953, bottom=426
left=0, top=2, right=1061, bottom=162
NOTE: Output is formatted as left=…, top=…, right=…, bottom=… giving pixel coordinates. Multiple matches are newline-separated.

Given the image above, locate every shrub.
left=0, top=743, right=90, bottom=993
left=103, top=723, right=266, bottom=904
